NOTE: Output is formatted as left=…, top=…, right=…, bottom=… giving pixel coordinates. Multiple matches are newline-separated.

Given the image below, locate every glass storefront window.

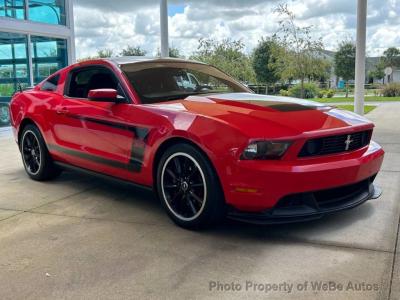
left=0, top=0, right=70, bottom=127
left=0, top=32, right=29, bottom=96
left=14, top=43, right=28, bottom=58
left=0, top=65, right=14, bottom=78
left=28, top=0, right=66, bottom=25
left=15, top=64, right=28, bottom=78
left=0, top=44, right=12, bottom=59
left=35, top=40, right=59, bottom=57
left=0, top=32, right=29, bottom=126
left=0, top=0, right=25, bottom=19
left=31, top=35, right=67, bottom=84
left=1, top=0, right=67, bottom=25
left=0, top=32, right=67, bottom=126
left=35, top=62, right=58, bottom=77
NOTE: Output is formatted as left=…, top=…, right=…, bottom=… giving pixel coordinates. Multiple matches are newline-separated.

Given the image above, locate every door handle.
left=56, top=107, right=69, bottom=115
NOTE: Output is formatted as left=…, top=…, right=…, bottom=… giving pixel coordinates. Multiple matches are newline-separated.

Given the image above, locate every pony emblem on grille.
left=344, top=135, right=354, bottom=151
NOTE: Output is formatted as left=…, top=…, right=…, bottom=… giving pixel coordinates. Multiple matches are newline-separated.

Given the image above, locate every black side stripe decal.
left=68, top=115, right=138, bottom=132
left=48, top=144, right=141, bottom=171
left=54, top=115, right=150, bottom=172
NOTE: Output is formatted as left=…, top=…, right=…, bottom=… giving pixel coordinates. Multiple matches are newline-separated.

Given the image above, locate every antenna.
left=17, top=81, right=23, bottom=93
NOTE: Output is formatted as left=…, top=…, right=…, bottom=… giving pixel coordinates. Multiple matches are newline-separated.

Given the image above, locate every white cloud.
left=74, top=0, right=400, bottom=59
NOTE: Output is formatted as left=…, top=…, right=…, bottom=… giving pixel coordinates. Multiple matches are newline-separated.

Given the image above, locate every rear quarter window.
left=41, top=74, right=60, bottom=92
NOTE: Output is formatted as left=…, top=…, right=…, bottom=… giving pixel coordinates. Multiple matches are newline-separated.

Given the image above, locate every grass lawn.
left=335, top=105, right=377, bottom=114
left=311, top=96, right=400, bottom=103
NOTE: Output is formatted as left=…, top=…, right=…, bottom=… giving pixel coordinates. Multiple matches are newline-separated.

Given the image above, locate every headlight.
left=241, top=141, right=291, bottom=160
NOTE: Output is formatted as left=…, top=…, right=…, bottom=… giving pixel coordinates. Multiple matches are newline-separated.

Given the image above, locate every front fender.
left=147, top=114, right=249, bottom=196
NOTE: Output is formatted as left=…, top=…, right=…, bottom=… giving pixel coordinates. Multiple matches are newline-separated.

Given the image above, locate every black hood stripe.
left=244, top=101, right=316, bottom=112
left=206, top=93, right=325, bottom=112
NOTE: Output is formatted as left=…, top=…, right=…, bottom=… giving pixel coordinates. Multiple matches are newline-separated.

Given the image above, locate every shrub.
left=326, top=89, right=335, bottom=98
left=288, top=83, right=319, bottom=99
left=373, top=89, right=382, bottom=97
left=317, top=90, right=326, bottom=98
left=382, top=83, right=400, bottom=97
left=279, top=89, right=290, bottom=97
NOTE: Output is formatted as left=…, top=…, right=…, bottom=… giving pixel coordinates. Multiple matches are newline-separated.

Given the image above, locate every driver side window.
left=66, top=67, right=124, bottom=99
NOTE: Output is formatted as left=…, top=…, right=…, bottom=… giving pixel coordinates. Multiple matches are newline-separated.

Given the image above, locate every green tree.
left=315, top=59, right=333, bottom=83
left=77, top=56, right=95, bottom=62
left=168, top=47, right=182, bottom=58
left=252, top=38, right=280, bottom=85
left=120, top=45, right=147, bottom=56
left=334, top=41, right=356, bottom=97
left=157, top=47, right=182, bottom=58
left=190, top=38, right=255, bottom=83
left=78, top=49, right=113, bottom=61
left=270, top=4, right=328, bottom=98
left=383, top=47, right=400, bottom=83
left=97, top=49, right=114, bottom=58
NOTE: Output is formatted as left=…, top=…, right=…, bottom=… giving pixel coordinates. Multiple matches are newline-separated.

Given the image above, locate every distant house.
left=384, top=67, right=400, bottom=84
left=391, top=69, right=400, bottom=83
left=321, top=50, right=400, bottom=87
left=319, top=50, right=338, bottom=88
left=364, top=57, right=400, bottom=84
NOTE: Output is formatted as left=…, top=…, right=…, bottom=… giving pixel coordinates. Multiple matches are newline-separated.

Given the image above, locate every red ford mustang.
left=10, top=57, right=384, bottom=229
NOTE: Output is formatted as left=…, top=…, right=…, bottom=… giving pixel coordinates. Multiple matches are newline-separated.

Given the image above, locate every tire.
left=156, top=143, right=226, bottom=229
left=20, top=124, right=62, bottom=181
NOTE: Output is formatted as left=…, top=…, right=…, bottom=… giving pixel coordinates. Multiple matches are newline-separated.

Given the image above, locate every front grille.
left=313, top=178, right=371, bottom=209
left=299, top=130, right=372, bottom=157
left=275, top=175, right=375, bottom=211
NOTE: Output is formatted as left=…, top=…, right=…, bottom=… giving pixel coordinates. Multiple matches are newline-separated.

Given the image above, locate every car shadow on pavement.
left=213, top=203, right=375, bottom=242
left=11, top=169, right=377, bottom=244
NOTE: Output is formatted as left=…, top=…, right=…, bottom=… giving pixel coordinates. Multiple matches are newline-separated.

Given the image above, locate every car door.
left=51, top=65, right=136, bottom=176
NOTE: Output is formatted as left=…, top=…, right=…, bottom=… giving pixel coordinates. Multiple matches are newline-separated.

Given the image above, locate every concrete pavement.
left=0, top=104, right=399, bottom=299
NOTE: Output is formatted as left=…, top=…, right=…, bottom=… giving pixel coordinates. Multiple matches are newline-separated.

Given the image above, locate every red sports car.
left=10, top=57, right=384, bottom=229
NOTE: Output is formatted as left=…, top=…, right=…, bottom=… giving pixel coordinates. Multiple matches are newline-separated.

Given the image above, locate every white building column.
left=354, top=0, right=367, bottom=115
left=160, top=0, right=169, bottom=57
left=27, top=34, right=34, bottom=86
left=66, top=0, right=76, bottom=64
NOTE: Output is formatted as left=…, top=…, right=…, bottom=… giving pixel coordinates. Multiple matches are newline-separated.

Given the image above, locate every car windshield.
left=121, top=61, right=249, bottom=104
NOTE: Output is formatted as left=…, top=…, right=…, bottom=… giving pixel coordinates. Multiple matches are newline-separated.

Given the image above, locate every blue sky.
left=168, top=4, right=185, bottom=17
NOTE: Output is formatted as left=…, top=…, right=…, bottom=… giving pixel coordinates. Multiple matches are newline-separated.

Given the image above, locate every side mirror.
left=88, top=89, right=121, bottom=102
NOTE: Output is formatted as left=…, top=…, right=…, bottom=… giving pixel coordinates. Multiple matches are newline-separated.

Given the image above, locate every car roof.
left=105, top=56, right=207, bottom=67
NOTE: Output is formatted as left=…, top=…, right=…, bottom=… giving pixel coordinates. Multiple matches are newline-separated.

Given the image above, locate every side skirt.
left=54, top=161, right=153, bottom=192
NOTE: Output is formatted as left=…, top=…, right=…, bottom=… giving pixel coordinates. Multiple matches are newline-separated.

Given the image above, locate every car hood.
left=148, top=93, right=373, bottom=138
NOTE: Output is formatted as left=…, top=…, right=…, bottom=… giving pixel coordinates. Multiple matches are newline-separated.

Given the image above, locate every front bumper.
left=223, top=141, right=384, bottom=212
left=228, top=176, right=381, bottom=224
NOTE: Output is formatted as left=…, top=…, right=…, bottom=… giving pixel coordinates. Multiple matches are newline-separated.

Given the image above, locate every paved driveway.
left=0, top=104, right=399, bottom=299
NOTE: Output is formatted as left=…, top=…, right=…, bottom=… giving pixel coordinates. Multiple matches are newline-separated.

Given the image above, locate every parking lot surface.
left=0, top=104, right=399, bottom=299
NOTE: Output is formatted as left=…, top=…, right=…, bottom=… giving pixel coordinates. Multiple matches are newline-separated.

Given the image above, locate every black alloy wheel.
left=20, top=124, right=62, bottom=181
left=21, top=130, right=42, bottom=176
left=157, top=143, right=226, bottom=229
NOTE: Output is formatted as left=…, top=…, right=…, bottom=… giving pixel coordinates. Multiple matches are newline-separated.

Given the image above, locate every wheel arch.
left=17, top=118, right=37, bottom=147
left=152, top=137, right=224, bottom=199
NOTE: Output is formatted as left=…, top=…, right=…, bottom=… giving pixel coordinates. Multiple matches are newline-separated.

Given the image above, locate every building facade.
left=0, top=0, right=75, bottom=126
